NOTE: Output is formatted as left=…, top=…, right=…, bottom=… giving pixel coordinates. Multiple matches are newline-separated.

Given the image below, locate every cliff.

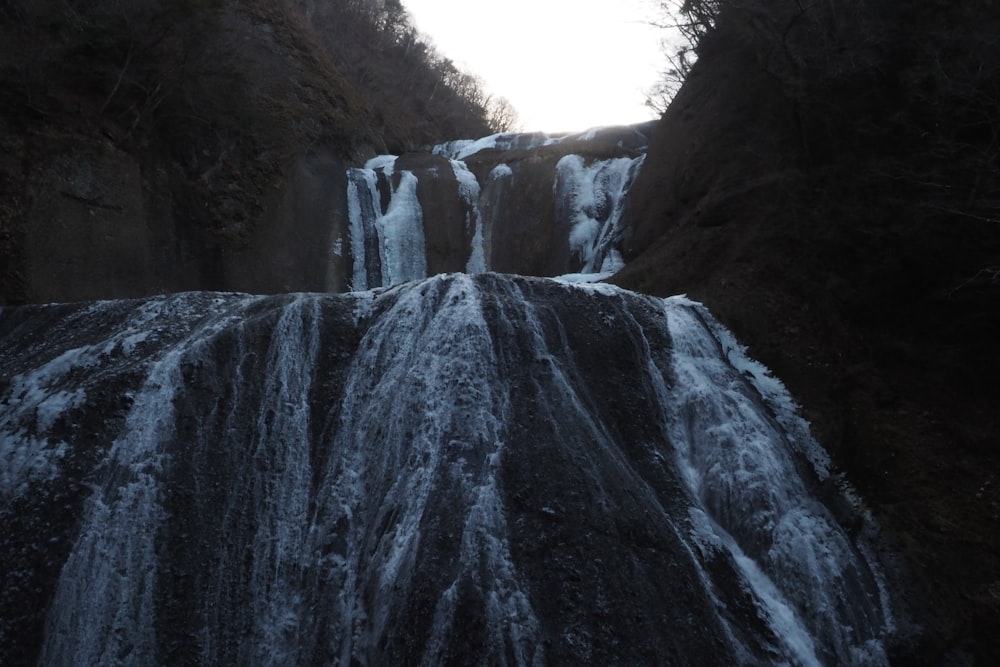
left=0, top=0, right=500, bottom=304
left=614, top=2, right=1000, bottom=662
left=335, top=124, right=652, bottom=291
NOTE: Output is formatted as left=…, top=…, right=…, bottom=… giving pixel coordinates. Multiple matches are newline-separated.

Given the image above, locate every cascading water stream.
left=347, top=156, right=428, bottom=290
left=659, top=300, right=890, bottom=665
left=347, top=168, right=383, bottom=292
left=448, top=159, right=487, bottom=275
left=554, top=153, right=644, bottom=275
left=342, top=125, right=650, bottom=289
left=0, top=274, right=895, bottom=665
left=310, top=277, right=542, bottom=665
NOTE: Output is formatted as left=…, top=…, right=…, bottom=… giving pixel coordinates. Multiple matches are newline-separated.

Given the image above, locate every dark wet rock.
left=395, top=153, right=471, bottom=277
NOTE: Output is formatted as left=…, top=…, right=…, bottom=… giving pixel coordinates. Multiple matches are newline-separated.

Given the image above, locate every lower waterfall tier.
left=0, top=274, right=892, bottom=665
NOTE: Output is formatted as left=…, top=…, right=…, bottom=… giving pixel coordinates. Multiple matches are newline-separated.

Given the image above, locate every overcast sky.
left=402, top=0, right=665, bottom=134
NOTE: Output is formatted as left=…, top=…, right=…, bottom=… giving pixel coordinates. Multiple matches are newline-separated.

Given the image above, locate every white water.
left=347, top=168, right=381, bottom=291
left=345, top=128, right=650, bottom=288
left=2, top=277, right=892, bottom=664
left=375, top=171, right=427, bottom=287
left=37, top=295, right=258, bottom=666
left=313, top=275, right=543, bottom=664
left=659, top=300, right=889, bottom=666
left=554, top=153, right=644, bottom=273
left=449, top=159, right=487, bottom=274
left=347, top=163, right=429, bottom=289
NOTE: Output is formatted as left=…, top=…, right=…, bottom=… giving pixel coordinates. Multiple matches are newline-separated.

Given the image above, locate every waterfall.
left=347, top=156, right=428, bottom=291
left=0, top=274, right=893, bottom=665
left=343, top=125, right=652, bottom=289
left=448, top=159, right=487, bottom=274
left=660, top=300, right=890, bottom=665
left=553, top=153, right=644, bottom=275
left=347, top=168, right=382, bottom=292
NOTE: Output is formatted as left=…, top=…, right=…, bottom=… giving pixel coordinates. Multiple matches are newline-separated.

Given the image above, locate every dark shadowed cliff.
left=0, top=0, right=503, bottom=304
left=615, top=1, right=1000, bottom=662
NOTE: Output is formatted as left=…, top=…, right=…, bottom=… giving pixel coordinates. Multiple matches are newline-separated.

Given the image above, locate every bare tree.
left=644, top=0, right=719, bottom=112
left=486, top=95, right=520, bottom=133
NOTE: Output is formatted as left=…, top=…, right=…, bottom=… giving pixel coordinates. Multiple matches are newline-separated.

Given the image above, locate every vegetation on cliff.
left=621, top=0, right=1000, bottom=662
left=296, top=0, right=520, bottom=146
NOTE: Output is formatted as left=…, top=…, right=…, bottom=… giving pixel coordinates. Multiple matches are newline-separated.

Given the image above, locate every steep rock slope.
left=614, top=3, right=1000, bottom=662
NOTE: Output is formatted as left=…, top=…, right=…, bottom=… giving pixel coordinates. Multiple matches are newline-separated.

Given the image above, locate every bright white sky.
left=403, top=0, right=665, bottom=135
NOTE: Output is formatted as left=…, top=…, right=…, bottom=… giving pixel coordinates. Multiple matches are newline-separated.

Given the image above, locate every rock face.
left=612, top=5, right=1000, bottom=663
left=4, top=123, right=652, bottom=303
left=0, top=273, right=893, bottom=665
left=3, top=136, right=349, bottom=303
left=8, top=134, right=172, bottom=302
left=224, top=147, right=351, bottom=295
left=0, top=1, right=376, bottom=306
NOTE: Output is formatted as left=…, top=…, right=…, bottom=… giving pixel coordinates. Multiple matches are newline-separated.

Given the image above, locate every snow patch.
left=552, top=271, right=616, bottom=284
left=365, top=154, right=398, bottom=175
left=432, top=132, right=563, bottom=161
left=489, top=163, right=513, bottom=180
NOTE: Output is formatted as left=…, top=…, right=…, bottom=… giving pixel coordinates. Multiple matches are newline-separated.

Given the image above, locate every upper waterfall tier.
left=0, top=273, right=893, bottom=665
left=336, top=122, right=655, bottom=290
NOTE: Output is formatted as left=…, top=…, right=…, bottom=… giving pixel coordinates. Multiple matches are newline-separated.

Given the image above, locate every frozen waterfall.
left=0, top=274, right=893, bottom=665
left=341, top=125, right=648, bottom=289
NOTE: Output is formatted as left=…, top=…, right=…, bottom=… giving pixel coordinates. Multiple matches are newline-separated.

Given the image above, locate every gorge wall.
left=612, top=2, right=1000, bottom=662
left=1, top=0, right=372, bottom=304
left=4, top=138, right=352, bottom=301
